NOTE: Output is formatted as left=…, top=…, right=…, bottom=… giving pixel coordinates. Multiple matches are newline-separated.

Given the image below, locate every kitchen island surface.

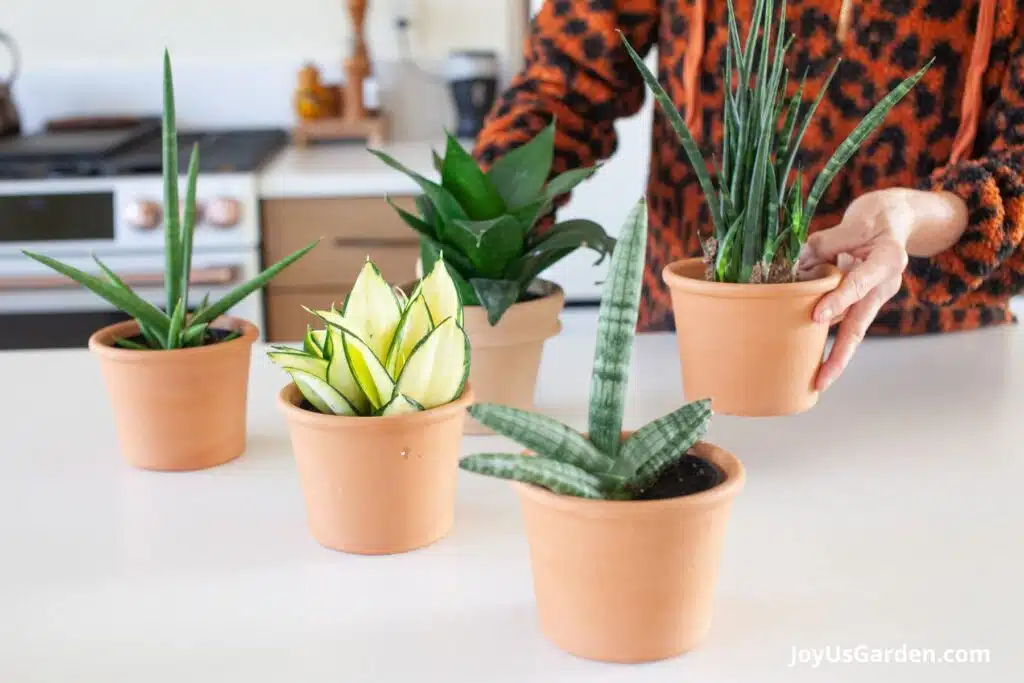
left=0, top=310, right=1019, bottom=682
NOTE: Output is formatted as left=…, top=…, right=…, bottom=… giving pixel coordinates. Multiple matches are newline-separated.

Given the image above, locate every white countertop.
left=258, top=138, right=473, bottom=199
left=1, top=310, right=1020, bottom=682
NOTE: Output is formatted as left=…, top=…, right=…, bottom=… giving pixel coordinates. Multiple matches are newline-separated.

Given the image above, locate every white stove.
left=0, top=119, right=285, bottom=350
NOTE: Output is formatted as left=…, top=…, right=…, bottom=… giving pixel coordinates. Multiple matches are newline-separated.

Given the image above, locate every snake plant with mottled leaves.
left=459, top=198, right=714, bottom=500
left=368, top=122, right=616, bottom=325
left=620, top=0, right=932, bottom=284
left=21, top=50, right=318, bottom=350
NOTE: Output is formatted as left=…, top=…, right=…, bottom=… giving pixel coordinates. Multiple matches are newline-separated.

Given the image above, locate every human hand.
left=796, top=188, right=917, bottom=391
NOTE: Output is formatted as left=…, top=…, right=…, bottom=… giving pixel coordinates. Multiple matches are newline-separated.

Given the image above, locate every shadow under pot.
left=277, top=381, right=474, bottom=555
left=662, top=258, right=842, bottom=417
left=88, top=315, right=259, bottom=471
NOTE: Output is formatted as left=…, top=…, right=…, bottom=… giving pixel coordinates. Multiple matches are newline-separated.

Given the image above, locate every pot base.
left=663, top=258, right=841, bottom=417
left=515, top=441, right=745, bottom=663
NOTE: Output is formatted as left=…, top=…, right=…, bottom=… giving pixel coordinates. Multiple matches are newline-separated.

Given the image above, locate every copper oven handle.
left=333, top=237, right=418, bottom=248
left=0, top=266, right=239, bottom=292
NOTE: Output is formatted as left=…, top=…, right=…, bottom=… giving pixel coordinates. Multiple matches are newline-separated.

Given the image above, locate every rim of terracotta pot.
left=277, top=381, right=476, bottom=430
left=662, top=257, right=841, bottom=299
left=88, top=315, right=259, bottom=363
left=512, top=439, right=745, bottom=518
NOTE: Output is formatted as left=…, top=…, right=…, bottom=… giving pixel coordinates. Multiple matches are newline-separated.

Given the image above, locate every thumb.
left=800, top=219, right=867, bottom=264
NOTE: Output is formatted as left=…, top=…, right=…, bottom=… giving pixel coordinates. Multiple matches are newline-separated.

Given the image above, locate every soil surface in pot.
left=119, top=327, right=237, bottom=349
left=636, top=452, right=724, bottom=500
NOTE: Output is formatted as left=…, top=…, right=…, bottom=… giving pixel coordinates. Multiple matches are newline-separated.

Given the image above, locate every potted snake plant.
left=460, top=198, right=745, bottom=663
left=20, top=51, right=317, bottom=471
left=272, top=255, right=472, bottom=555
left=368, top=124, right=615, bottom=432
left=621, top=0, right=932, bottom=416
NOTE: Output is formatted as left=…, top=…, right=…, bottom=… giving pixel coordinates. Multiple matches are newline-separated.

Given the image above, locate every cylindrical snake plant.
left=620, top=0, right=932, bottom=284
left=21, top=50, right=318, bottom=350
left=460, top=198, right=713, bottom=500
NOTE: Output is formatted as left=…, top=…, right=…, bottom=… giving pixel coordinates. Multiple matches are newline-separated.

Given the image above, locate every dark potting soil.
left=635, top=452, right=724, bottom=500
left=119, top=327, right=237, bottom=349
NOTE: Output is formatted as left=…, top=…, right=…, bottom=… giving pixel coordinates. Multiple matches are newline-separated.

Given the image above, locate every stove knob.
left=124, top=200, right=162, bottom=230
left=206, top=197, right=242, bottom=228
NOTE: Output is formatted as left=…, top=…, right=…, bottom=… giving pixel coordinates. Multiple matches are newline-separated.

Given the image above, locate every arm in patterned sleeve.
left=905, top=30, right=1024, bottom=307
left=472, top=0, right=659, bottom=215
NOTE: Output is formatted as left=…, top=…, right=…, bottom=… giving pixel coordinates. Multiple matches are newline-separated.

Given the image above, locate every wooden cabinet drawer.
left=265, top=289, right=349, bottom=342
left=262, top=196, right=420, bottom=288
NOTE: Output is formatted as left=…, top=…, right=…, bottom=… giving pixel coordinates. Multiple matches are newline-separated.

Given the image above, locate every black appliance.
left=445, top=50, right=499, bottom=139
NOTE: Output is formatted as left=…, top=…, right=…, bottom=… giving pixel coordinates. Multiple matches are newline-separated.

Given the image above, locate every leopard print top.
left=473, top=0, right=1024, bottom=335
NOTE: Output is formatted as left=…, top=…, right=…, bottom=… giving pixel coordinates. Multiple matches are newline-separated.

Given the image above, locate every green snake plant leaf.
left=162, top=50, right=182, bottom=314
left=368, top=148, right=468, bottom=241
left=431, top=148, right=444, bottom=174
left=166, top=297, right=187, bottom=348
left=420, top=239, right=479, bottom=307
left=440, top=133, right=506, bottom=220
left=115, top=337, right=150, bottom=350
left=387, top=196, right=478, bottom=280
left=190, top=239, right=319, bottom=327
left=587, top=197, right=647, bottom=458
left=179, top=143, right=200, bottom=314
left=386, top=196, right=436, bottom=239
left=617, top=399, right=712, bottom=492
left=620, top=32, right=724, bottom=239
left=139, top=321, right=167, bottom=348
left=469, top=278, right=521, bottom=325
left=182, top=322, right=208, bottom=347
left=485, top=120, right=555, bottom=210
left=542, top=165, right=599, bottom=203
left=506, top=247, right=575, bottom=292
left=526, top=219, right=616, bottom=265
left=449, top=215, right=524, bottom=278
left=468, top=403, right=616, bottom=472
left=802, top=58, right=933, bottom=235
left=22, top=250, right=171, bottom=338
left=777, top=61, right=839, bottom=206
left=739, top=118, right=773, bottom=281
left=459, top=453, right=606, bottom=499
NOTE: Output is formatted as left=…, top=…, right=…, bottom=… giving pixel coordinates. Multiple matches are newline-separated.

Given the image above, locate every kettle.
left=0, top=30, right=21, bottom=138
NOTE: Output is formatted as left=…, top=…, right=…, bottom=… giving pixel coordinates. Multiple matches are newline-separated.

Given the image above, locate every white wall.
left=3, top=0, right=525, bottom=138
left=3, top=0, right=519, bottom=69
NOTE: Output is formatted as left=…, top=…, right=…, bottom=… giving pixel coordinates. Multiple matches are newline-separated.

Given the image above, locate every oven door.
left=0, top=250, right=262, bottom=350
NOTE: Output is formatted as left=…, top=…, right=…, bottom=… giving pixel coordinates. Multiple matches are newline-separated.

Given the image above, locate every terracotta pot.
left=277, top=382, right=474, bottom=555
left=662, top=257, right=842, bottom=417
left=88, top=316, right=258, bottom=471
left=514, top=440, right=745, bottom=663
left=461, top=280, right=564, bottom=434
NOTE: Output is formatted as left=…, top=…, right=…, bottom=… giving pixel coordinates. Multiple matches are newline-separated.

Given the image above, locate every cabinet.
left=261, top=196, right=420, bottom=341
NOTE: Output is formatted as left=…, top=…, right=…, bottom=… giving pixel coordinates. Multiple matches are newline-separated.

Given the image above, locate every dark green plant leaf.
left=542, top=165, right=598, bottom=202
left=459, top=452, right=606, bottom=499
left=468, top=403, right=616, bottom=472
left=191, top=239, right=318, bottom=327
left=138, top=321, right=166, bottom=348
left=507, top=247, right=574, bottom=289
left=388, top=195, right=436, bottom=239
left=511, top=198, right=548, bottom=236
left=179, top=143, right=200, bottom=313
left=587, top=198, right=647, bottom=459
left=620, top=32, right=724, bottom=238
left=431, top=148, right=444, bottom=174
left=485, top=121, right=555, bottom=210
left=449, top=215, right=523, bottom=278
left=440, top=133, right=506, bottom=220
left=802, top=58, right=932, bottom=235
left=166, top=298, right=186, bottom=348
left=22, top=250, right=171, bottom=337
left=368, top=148, right=468, bottom=241
left=526, top=219, right=615, bottom=265
left=617, top=399, right=712, bottom=492
left=470, top=278, right=522, bottom=325
left=115, top=337, right=150, bottom=350
left=162, top=49, right=182, bottom=314
left=419, top=238, right=478, bottom=305
left=182, top=322, right=208, bottom=347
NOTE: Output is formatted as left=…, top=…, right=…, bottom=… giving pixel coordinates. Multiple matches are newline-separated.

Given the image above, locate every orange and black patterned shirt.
left=473, top=0, right=1024, bottom=334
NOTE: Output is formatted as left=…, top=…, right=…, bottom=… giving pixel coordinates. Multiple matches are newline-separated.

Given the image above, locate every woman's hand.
left=796, top=188, right=969, bottom=391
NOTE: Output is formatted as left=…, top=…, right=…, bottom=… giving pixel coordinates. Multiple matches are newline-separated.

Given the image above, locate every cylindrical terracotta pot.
left=461, top=280, right=564, bottom=434
left=88, top=316, right=258, bottom=471
left=662, top=257, right=842, bottom=417
left=278, top=381, right=474, bottom=555
left=514, top=440, right=745, bottom=663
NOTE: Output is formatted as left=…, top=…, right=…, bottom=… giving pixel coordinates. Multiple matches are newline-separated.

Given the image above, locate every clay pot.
left=461, top=280, right=564, bottom=434
left=277, top=382, right=474, bottom=555
left=514, top=440, right=745, bottom=663
left=662, top=258, right=842, bottom=417
left=88, top=316, right=257, bottom=471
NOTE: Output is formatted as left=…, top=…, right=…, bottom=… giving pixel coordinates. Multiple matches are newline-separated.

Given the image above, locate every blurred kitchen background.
left=0, top=0, right=654, bottom=350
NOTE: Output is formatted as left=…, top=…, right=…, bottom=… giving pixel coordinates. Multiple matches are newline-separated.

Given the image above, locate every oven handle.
left=0, top=266, right=239, bottom=291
